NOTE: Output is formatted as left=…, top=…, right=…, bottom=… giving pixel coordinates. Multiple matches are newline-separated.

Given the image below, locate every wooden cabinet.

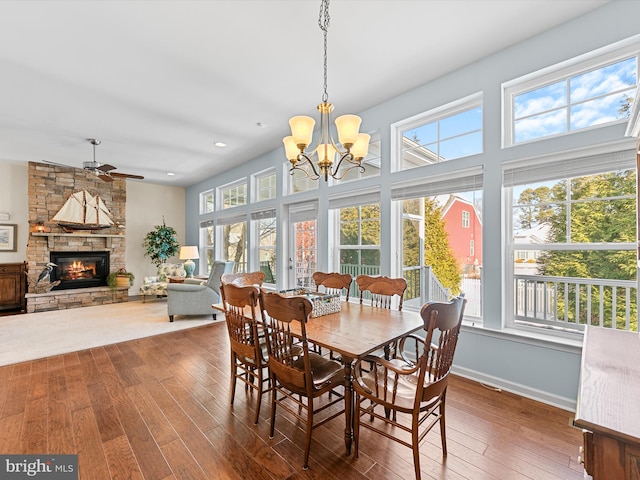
left=0, top=262, right=27, bottom=312
left=575, top=327, right=640, bottom=480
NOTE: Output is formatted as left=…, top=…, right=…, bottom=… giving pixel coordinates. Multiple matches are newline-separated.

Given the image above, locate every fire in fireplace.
left=49, top=251, right=110, bottom=290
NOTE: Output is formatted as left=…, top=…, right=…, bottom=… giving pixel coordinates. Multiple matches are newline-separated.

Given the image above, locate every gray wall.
left=185, top=1, right=640, bottom=411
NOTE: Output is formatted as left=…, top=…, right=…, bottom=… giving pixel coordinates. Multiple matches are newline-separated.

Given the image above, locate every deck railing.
left=514, top=274, right=638, bottom=332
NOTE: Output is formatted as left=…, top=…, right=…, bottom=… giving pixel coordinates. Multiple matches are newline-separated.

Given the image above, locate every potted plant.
left=143, top=218, right=180, bottom=267
left=107, top=269, right=135, bottom=290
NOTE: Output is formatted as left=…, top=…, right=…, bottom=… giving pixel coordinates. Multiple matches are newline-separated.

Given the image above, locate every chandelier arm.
left=290, top=163, right=320, bottom=181
left=330, top=152, right=359, bottom=175
left=330, top=162, right=366, bottom=181
left=293, top=152, right=321, bottom=179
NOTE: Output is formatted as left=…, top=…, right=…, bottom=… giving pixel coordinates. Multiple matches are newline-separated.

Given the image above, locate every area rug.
left=0, top=300, right=222, bottom=366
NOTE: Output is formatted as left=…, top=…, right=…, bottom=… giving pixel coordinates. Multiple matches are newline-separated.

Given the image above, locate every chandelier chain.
left=318, top=0, right=330, bottom=103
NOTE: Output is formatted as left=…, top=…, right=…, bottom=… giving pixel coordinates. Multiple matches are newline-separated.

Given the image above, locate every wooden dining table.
left=212, top=300, right=425, bottom=453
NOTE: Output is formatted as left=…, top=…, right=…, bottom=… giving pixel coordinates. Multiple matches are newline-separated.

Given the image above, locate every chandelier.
left=283, top=0, right=370, bottom=182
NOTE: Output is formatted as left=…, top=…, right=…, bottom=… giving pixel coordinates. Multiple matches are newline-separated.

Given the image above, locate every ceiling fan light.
left=335, top=114, right=361, bottom=146
left=289, top=116, right=315, bottom=148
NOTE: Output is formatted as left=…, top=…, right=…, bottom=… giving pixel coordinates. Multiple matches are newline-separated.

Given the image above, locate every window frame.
left=219, top=179, right=248, bottom=210
left=199, top=189, right=214, bottom=214
left=391, top=92, right=483, bottom=172
left=503, top=143, right=638, bottom=335
left=503, top=38, right=640, bottom=148
left=253, top=168, right=277, bottom=203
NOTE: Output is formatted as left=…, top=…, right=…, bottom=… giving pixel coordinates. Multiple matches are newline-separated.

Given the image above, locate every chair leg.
left=303, top=398, right=313, bottom=470
left=229, top=355, right=237, bottom=406
left=439, top=401, right=447, bottom=456
left=269, top=376, right=277, bottom=439
left=412, top=411, right=422, bottom=480
left=254, top=367, right=264, bottom=425
left=354, top=394, right=360, bottom=458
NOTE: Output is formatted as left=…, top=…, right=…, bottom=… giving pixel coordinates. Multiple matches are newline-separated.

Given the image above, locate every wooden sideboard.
left=0, top=262, right=27, bottom=312
left=574, top=327, right=640, bottom=480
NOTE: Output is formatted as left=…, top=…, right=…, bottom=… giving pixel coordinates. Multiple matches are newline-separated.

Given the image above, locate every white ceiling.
left=0, top=0, right=609, bottom=187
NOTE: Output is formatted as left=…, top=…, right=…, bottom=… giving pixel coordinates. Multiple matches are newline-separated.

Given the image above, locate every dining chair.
left=221, top=271, right=266, bottom=287
left=220, top=283, right=270, bottom=425
left=355, top=274, right=408, bottom=360
left=312, top=271, right=352, bottom=302
left=352, top=295, right=467, bottom=480
left=259, top=289, right=346, bottom=470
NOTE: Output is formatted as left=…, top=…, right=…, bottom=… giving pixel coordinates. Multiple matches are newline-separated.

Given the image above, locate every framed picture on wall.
left=0, top=224, right=17, bottom=251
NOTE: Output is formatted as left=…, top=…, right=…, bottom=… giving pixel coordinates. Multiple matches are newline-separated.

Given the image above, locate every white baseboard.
left=452, top=365, right=577, bottom=412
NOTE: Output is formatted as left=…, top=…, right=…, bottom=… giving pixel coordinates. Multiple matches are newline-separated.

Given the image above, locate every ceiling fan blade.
left=98, top=174, right=115, bottom=182
left=96, top=163, right=117, bottom=172
left=109, top=172, right=145, bottom=180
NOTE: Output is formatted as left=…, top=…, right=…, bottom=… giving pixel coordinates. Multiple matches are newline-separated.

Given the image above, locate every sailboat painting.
left=52, top=190, right=115, bottom=231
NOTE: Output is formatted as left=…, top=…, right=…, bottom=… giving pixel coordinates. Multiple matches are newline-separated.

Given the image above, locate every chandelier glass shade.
left=283, top=0, right=370, bottom=182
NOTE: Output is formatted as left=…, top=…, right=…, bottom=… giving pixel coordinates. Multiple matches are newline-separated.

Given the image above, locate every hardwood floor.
left=0, top=321, right=585, bottom=479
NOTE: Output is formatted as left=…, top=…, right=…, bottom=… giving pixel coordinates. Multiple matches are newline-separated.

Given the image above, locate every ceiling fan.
left=43, top=138, right=144, bottom=182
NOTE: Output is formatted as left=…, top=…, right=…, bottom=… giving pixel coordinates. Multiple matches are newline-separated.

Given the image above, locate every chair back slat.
left=355, top=275, right=407, bottom=310
left=312, top=272, right=352, bottom=301
left=260, top=290, right=313, bottom=393
left=420, top=295, right=466, bottom=403
left=221, top=284, right=263, bottom=362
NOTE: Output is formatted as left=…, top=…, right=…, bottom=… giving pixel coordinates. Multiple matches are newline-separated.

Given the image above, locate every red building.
left=439, top=195, right=482, bottom=277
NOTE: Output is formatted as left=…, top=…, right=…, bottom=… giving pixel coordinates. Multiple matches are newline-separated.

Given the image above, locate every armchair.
left=167, top=261, right=234, bottom=322
left=139, top=263, right=186, bottom=301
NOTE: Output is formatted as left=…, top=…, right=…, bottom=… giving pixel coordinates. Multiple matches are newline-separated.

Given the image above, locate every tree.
left=516, top=186, right=554, bottom=229
left=142, top=219, right=180, bottom=267
left=423, top=198, right=461, bottom=295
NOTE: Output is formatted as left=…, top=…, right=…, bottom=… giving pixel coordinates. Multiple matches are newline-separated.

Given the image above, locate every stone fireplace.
left=26, top=162, right=128, bottom=312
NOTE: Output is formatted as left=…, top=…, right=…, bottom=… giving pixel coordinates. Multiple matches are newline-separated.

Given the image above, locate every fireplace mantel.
left=32, top=232, right=124, bottom=249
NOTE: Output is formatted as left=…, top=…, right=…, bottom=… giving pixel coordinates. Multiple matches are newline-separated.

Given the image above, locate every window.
left=330, top=191, right=382, bottom=287
left=505, top=148, right=637, bottom=333
left=287, top=164, right=319, bottom=194
left=462, top=211, right=470, bottom=228
left=252, top=209, right=277, bottom=284
left=393, top=93, right=483, bottom=171
left=392, top=168, right=483, bottom=317
left=254, top=170, right=277, bottom=202
left=200, top=189, right=214, bottom=214
left=504, top=40, right=639, bottom=146
left=220, top=180, right=247, bottom=209
left=289, top=203, right=318, bottom=289
left=199, top=219, right=214, bottom=273
left=218, top=213, right=247, bottom=272
left=334, top=134, right=382, bottom=183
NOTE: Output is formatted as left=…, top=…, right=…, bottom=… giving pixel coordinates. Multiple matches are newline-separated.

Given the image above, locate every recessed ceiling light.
left=166, top=172, right=175, bottom=176
left=213, top=141, right=227, bottom=148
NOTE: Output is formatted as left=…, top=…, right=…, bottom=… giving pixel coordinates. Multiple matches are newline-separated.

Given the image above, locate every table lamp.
left=179, top=246, right=199, bottom=278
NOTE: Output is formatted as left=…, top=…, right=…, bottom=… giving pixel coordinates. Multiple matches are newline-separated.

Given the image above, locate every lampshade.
left=283, top=136, right=299, bottom=161
left=179, top=246, right=199, bottom=260
left=351, top=133, right=371, bottom=159
left=289, top=116, right=315, bottom=147
left=316, top=143, right=337, bottom=162
left=335, top=114, right=362, bottom=146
